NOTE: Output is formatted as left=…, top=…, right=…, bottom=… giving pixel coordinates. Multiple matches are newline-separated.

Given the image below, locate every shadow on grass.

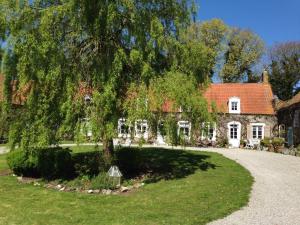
left=115, top=147, right=216, bottom=183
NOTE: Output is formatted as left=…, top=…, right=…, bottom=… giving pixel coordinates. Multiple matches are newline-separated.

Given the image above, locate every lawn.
left=0, top=148, right=253, bottom=225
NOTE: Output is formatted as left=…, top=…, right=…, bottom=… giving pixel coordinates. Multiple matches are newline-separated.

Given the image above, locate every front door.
left=287, top=127, right=293, bottom=147
left=157, top=122, right=166, bottom=145
left=228, top=122, right=241, bottom=148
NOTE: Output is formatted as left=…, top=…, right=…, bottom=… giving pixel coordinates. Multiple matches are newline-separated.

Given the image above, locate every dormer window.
left=229, top=97, right=240, bottom=114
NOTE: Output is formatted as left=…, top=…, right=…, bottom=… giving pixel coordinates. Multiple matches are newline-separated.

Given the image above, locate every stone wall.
left=277, top=103, right=300, bottom=146
left=216, top=113, right=278, bottom=142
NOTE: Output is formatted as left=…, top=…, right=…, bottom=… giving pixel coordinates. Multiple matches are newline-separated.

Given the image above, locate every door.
left=228, top=122, right=241, bottom=148
left=157, top=122, right=166, bottom=145
left=287, top=127, right=293, bottom=147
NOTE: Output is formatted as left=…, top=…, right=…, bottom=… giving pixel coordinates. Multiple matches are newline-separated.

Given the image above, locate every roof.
left=203, top=83, right=275, bottom=115
left=276, top=92, right=300, bottom=111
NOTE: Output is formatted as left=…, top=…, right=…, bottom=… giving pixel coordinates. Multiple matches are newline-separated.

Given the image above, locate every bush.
left=71, top=151, right=105, bottom=177
left=7, top=150, right=39, bottom=177
left=261, top=137, right=272, bottom=147
left=7, top=147, right=73, bottom=179
left=272, top=137, right=285, bottom=153
left=90, top=172, right=116, bottom=190
left=36, top=147, right=73, bottom=180
left=218, top=137, right=228, bottom=148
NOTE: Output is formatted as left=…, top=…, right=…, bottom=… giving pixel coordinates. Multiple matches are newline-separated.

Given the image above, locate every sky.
left=196, top=0, right=300, bottom=47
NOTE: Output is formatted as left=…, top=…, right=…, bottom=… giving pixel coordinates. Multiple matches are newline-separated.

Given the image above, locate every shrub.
left=36, top=147, right=73, bottom=180
left=7, top=150, right=39, bottom=177
left=71, top=151, right=105, bottom=177
left=90, top=172, right=116, bottom=190
left=272, top=137, right=285, bottom=153
left=261, top=137, right=272, bottom=146
left=218, top=137, right=228, bottom=148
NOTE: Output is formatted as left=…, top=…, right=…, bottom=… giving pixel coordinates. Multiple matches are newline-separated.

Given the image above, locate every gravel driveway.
left=202, top=148, right=300, bottom=225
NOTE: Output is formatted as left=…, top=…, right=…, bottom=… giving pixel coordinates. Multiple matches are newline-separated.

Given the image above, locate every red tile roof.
left=203, top=83, right=275, bottom=115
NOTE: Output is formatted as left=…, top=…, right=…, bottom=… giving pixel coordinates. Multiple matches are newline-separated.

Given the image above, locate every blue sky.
left=196, top=0, right=300, bottom=46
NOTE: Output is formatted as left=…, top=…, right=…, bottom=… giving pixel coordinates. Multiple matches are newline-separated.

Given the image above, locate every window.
left=118, top=118, right=129, bottom=137
left=251, top=123, right=265, bottom=140
left=229, top=97, right=241, bottom=114
left=178, top=121, right=191, bottom=139
left=231, top=102, right=238, bottom=111
left=252, top=126, right=263, bottom=139
left=201, top=122, right=216, bottom=141
left=230, top=124, right=238, bottom=139
left=135, top=120, right=148, bottom=137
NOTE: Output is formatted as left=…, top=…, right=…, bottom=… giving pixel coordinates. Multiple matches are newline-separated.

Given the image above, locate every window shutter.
left=264, top=125, right=271, bottom=138
left=247, top=124, right=251, bottom=140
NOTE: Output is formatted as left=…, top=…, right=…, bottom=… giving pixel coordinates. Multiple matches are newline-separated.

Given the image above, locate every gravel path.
left=201, top=148, right=300, bottom=225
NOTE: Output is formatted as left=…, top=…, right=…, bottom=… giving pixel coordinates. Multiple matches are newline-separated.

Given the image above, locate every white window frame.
left=177, top=121, right=191, bottom=140
left=201, top=122, right=217, bottom=141
left=135, top=120, right=149, bottom=139
left=229, top=97, right=241, bottom=114
left=118, top=118, right=130, bottom=138
left=251, top=123, right=265, bottom=140
left=227, top=121, right=241, bottom=142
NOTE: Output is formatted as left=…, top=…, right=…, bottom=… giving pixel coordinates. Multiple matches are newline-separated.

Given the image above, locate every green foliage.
left=177, top=19, right=228, bottom=82
left=7, top=147, right=73, bottom=179
left=165, top=116, right=179, bottom=145
left=261, top=137, right=272, bottom=147
left=36, top=147, right=73, bottom=180
left=71, top=151, right=105, bottom=177
left=90, top=172, right=115, bottom=190
left=269, top=42, right=300, bottom=100
left=0, top=0, right=195, bottom=155
left=217, top=137, right=228, bottom=148
left=272, top=137, right=285, bottom=152
left=125, top=71, right=213, bottom=145
left=6, top=150, right=38, bottom=176
left=221, top=28, right=264, bottom=83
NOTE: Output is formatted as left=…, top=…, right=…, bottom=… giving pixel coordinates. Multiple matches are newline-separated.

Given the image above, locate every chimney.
left=262, top=69, right=269, bottom=84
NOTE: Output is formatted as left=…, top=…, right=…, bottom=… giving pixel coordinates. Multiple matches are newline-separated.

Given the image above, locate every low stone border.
left=15, top=176, right=145, bottom=195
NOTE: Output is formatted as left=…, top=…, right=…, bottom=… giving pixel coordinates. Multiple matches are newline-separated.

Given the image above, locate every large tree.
left=269, top=42, right=300, bottom=100
left=1, top=0, right=206, bottom=159
left=220, top=28, right=264, bottom=83
left=174, top=19, right=228, bottom=82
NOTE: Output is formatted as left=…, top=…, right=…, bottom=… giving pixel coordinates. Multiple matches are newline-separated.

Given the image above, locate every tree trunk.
left=103, top=138, right=114, bottom=165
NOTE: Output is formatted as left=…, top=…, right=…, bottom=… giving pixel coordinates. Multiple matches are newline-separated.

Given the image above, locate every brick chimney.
left=262, top=69, right=269, bottom=84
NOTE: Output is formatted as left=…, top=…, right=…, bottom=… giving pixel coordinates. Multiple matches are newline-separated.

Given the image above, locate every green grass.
left=69, top=145, right=102, bottom=153
left=0, top=148, right=253, bottom=225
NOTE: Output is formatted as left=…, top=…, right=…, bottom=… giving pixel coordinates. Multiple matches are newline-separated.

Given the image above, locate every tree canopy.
left=269, top=41, right=300, bottom=100
left=0, top=1, right=266, bottom=158
left=220, top=28, right=264, bottom=83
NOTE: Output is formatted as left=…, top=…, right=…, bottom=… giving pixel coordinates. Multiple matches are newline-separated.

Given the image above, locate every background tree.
left=174, top=19, right=228, bottom=82
left=268, top=41, right=300, bottom=100
left=220, top=28, right=264, bottom=83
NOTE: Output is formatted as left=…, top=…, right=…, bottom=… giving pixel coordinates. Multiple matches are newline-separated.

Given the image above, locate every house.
left=203, top=70, right=277, bottom=147
left=276, top=92, right=300, bottom=147
left=117, top=70, right=278, bottom=147
left=0, top=72, right=279, bottom=147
